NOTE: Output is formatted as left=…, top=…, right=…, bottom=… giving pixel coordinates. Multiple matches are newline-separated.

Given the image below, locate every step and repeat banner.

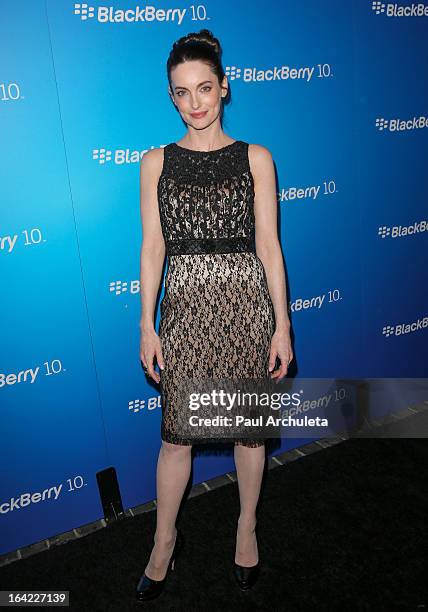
left=1, top=0, right=427, bottom=555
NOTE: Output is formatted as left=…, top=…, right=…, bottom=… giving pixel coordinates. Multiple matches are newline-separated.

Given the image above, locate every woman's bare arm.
left=249, top=144, right=290, bottom=333
left=249, top=144, right=293, bottom=380
left=139, top=148, right=165, bottom=332
left=139, top=147, right=166, bottom=381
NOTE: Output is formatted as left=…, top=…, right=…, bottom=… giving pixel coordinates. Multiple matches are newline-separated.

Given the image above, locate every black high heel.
left=233, top=524, right=260, bottom=591
left=136, top=528, right=183, bottom=602
left=233, top=561, right=260, bottom=590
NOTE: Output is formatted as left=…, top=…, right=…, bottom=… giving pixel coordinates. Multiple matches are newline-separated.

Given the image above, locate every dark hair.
left=167, top=29, right=230, bottom=106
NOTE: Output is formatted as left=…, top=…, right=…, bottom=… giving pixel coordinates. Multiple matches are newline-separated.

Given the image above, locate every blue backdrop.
left=1, top=0, right=427, bottom=555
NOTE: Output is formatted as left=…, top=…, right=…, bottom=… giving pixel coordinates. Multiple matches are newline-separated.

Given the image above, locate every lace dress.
left=157, top=140, right=275, bottom=447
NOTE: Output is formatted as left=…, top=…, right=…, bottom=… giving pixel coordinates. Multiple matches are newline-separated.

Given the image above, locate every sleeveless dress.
left=157, top=140, right=275, bottom=447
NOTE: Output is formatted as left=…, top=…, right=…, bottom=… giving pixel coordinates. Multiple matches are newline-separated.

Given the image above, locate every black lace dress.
left=157, top=140, right=275, bottom=447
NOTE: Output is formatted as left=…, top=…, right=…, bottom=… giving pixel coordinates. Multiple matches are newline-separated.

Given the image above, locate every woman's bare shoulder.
left=140, top=146, right=165, bottom=177
left=248, top=143, right=274, bottom=177
left=248, top=143, right=273, bottom=160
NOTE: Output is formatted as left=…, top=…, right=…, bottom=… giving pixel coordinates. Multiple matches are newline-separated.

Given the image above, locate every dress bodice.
left=157, top=140, right=256, bottom=246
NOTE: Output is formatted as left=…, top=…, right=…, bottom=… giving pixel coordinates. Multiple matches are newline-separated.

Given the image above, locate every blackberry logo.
left=226, top=64, right=314, bottom=83
left=110, top=280, right=128, bottom=295
left=74, top=3, right=95, bottom=20
left=372, top=1, right=428, bottom=17
left=376, top=115, right=428, bottom=131
left=129, top=399, right=144, bottom=413
left=109, top=279, right=140, bottom=294
left=73, top=4, right=187, bottom=24
left=378, top=226, right=391, bottom=238
left=372, top=1, right=386, bottom=14
left=382, top=325, right=395, bottom=338
left=93, top=148, right=112, bottom=163
left=128, top=397, right=161, bottom=413
left=378, top=221, right=427, bottom=238
left=375, top=118, right=388, bottom=130
left=93, top=147, right=159, bottom=164
left=1, top=485, right=63, bottom=514
left=225, top=66, right=241, bottom=80
left=382, top=316, right=428, bottom=337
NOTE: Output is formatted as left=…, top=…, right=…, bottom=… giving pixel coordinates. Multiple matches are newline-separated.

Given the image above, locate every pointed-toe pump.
left=233, top=524, right=260, bottom=590
left=233, top=560, right=260, bottom=590
left=136, top=528, right=184, bottom=602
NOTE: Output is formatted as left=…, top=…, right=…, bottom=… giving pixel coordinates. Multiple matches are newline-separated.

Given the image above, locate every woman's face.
left=169, top=60, right=228, bottom=130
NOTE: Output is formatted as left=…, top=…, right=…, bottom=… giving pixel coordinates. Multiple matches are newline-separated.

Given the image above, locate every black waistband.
left=166, top=236, right=256, bottom=256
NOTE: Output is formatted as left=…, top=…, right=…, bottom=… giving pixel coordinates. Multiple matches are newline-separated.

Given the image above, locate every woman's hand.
left=268, top=327, right=293, bottom=383
left=140, top=328, right=164, bottom=383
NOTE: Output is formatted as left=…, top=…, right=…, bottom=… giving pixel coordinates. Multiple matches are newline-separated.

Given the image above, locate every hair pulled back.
left=167, top=29, right=230, bottom=104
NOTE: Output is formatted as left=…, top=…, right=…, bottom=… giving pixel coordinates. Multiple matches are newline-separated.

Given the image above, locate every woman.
left=137, top=29, right=292, bottom=601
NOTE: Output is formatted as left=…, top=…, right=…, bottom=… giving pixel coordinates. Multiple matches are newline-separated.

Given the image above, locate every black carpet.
left=1, top=437, right=427, bottom=611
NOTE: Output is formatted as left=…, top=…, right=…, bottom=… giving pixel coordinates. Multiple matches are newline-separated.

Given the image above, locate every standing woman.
left=137, top=29, right=292, bottom=601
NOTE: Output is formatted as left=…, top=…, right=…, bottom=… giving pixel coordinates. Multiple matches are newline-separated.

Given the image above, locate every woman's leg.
left=233, top=442, right=265, bottom=566
left=144, top=441, right=192, bottom=580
